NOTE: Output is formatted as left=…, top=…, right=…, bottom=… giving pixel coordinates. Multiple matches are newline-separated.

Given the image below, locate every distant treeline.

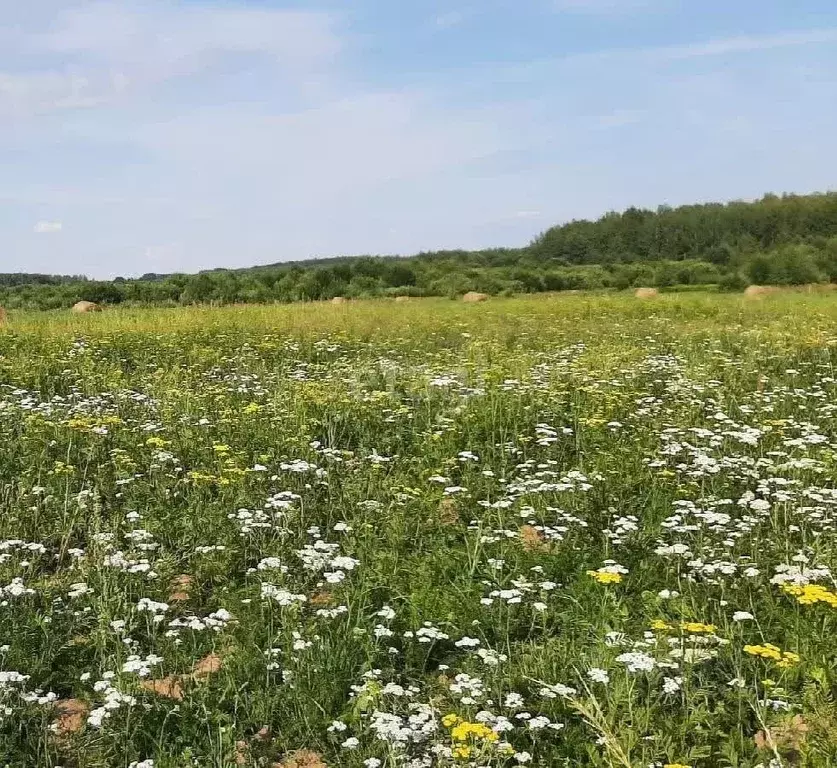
left=5, top=192, right=837, bottom=309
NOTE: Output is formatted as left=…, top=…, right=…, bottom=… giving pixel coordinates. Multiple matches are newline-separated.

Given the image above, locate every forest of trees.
left=4, top=192, right=837, bottom=309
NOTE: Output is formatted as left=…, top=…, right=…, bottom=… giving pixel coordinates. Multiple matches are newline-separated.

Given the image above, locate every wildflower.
left=680, top=621, right=716, bottom=634
left=538, top=682, right=577, bottom=699
left=587, top=668, right=610, bottom=684
left=744, top=644, right=800, bottom=668
left=732, top=611, right=754, bottom=621
left=527, top=715, right=551, bottom=730
left=587, top=570, right=622, bottom=585
left=616, top=651, right=656, bottom=673
left=782, top=583, right=837, bottom=607
left=450, top=721, right=497, bottom=743
left=504, top=692, right=525, bottom=708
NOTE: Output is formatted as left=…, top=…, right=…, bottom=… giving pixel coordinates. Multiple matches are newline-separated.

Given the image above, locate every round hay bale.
left=743, top=285, right=778, bottom=298
left=330, top=296, right=347, bottom=305
left=634, top=287, right=659, bottom=299
left=71, top=300, right=102, bottom=313
left=394, top=296, right=411, bottom=303
left=462, top=292, right=488, bottom=303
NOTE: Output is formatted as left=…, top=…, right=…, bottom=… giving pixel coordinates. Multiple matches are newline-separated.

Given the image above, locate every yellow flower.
left=651, top=619, right=673, bottom=631
left=680, top=621, right=716, bottom=634
left=587, top=570, right=622, bottom=585
left=778, top=651, right=800, bottom=669
left=450, top=721, right=498, bottom=743
left=782, top=583, right=837, bottom=608
left=664, top=763, right=693, bottom=768
left=744, top=643, right=799, bottom=667
left=442, top=714, right=460, bottom=728
left=451, top=722, right=494, bottom=741
left=452, top=745, right=472, bottom=760
left=744, top=643, right=782, bottom=661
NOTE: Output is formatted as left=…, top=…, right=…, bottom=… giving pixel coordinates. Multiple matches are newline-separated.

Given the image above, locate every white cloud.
left=595, top=109, right=644, bottom=128
left=36, top=2, right=340, bottom=64
left=552, top=0, right=663, bottom=14
left=581, top=28, right=837, bottom=67
left=128, top=90, right=509, bottom=207
left=0, top=71, right=108, bottom=117
left=0, top=2, right=341, bottom=117
left=658, top=28, right=837, bottom=60
left=45, top=3, right=340, bottom=78
left=434, top=11, right=466, bottom=29
left=34, top=220, right=62, bottom=234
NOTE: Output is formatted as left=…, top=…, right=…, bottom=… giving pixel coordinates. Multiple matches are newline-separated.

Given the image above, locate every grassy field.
left=3, top=293, right=837, bottom=767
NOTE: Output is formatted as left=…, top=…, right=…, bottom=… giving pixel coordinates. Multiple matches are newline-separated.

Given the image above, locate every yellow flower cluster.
left=680, top=621, right=716, bottom=634
left=651, top=620, right=716, bottom=634
left=664, top=763, right=693, bottom=768
left=442, top=714, right=499, bottom=761
left=587, top=570, right=622, bottom=584
left=782, top=583, right=837, bottom=607
left=450, top=721, right=498, bottom=743
left=744, top=644, right=800, bottom=668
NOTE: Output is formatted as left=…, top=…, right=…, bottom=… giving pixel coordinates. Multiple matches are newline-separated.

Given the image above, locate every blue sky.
left=2, top=1, right=837, bottom=278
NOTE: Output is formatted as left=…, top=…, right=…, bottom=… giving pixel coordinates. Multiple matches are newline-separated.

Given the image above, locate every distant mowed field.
left=3, top=293, right=837, bottom=767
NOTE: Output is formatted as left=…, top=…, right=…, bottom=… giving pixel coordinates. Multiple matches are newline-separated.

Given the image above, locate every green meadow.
left=2, top=293, right=837, bottom=767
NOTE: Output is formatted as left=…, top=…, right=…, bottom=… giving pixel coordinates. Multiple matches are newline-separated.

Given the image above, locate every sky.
left=2, top=1, right=837, bottom=278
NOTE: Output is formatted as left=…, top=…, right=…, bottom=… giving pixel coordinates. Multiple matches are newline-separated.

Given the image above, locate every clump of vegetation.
left=2, top=293, right=837, bottom=766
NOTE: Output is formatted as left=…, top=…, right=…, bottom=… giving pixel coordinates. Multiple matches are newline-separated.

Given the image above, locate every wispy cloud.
left=658, top=28, right=837, bottom=60
left=594, top=109, right=645, bottom=129
left=505, top=26, right=837, bottom=75
left=1, top=1, right=341, bottom=117
left=434, top=11, right=467, bottom=29
left=35, top=2, right=341, bottom=65
left=552, top=0, right=663, bottom=15
left=34, top=220, right=63, bottom=234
